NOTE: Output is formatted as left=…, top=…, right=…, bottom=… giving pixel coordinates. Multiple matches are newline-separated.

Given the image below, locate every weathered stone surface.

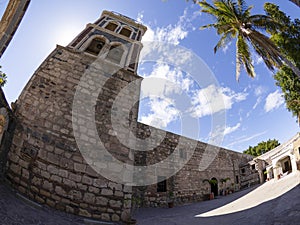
left=3, top=11, right=257, bottom=224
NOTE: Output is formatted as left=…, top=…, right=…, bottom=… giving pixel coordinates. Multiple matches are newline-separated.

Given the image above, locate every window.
left=235, top=175, right=239, bottom=184
left=157, top=176, right=167, bottom=192
left=298, top=147, right=300, bottom=155
left=252, top=164, right=256, bottom=170
left=106, top=45, right=124, bottom=64
left=85, top=38, right=105, bottom=56
left=119, top=27, right=132, bottom=38
left=105, top=22, right=118, bottom=32
left=241, top=168, right=245, bottom=174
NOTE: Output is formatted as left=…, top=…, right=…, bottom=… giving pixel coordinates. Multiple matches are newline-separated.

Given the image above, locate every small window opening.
left=235, top=175, right=239, bottom=184
left=119, top=27, right=131, bottom=37
left=157, top=176, right=167, bottom=192
left=105, top=22, right=118, bottom=32
left=85, top=38, right=105, bottom=55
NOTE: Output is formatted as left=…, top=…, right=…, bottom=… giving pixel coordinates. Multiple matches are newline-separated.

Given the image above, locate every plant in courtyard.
left=167, top=191, right=175, bottom=208
left=202, top=178, right=218, bottom=186
left=0, top=66, right=7, bottom=87
left=198, top=0, right=300, bottom=81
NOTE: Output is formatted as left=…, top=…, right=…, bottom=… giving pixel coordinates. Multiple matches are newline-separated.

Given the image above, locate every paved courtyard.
left=0, top=172, right=299, bottom=225
left=135, top=172, right=300, bottom=225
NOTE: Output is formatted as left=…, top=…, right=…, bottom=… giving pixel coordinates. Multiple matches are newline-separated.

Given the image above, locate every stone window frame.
left=119, top=25, right=133, bottom=38
left=81, top=35, right=109, bottom=57
left=105, top=42, right=128, bottom=66
left=103, top=20, right=135, bottom=40
left=104, top=21, right=120, bottom=32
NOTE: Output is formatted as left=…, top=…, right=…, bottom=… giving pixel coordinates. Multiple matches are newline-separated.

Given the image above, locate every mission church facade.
left=0, top=10, right=259, bottom=223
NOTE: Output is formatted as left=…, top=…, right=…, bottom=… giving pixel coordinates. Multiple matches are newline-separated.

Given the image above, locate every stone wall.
left=134, top=122, right=254, bottom=207
left=5, top=45, right=142, bottom=222
left=4, top=43, right=257, bottom=222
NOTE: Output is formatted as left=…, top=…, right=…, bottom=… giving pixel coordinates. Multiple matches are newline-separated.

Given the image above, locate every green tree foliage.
left=0, top=66, right=7, bottom=87
left=198, top=0, right=300, bottom=81
left=243, top=139, right=280, bottom=156
left=264, top=3, right=300, bottom=122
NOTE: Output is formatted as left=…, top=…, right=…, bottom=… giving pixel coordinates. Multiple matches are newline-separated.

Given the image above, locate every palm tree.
left=198, top=0, right=300, bottom=81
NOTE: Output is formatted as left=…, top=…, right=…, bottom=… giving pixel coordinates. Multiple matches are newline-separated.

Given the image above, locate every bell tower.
left=68, top=10, right=147, bottom=74
left=6, top=11, right=147, bottom=223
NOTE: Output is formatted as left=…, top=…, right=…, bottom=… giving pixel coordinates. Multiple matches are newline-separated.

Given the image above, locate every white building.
left=252, top=133, right=300, bottom=183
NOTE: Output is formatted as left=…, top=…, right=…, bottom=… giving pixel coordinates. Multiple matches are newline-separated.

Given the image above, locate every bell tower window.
left=119, top=27, right=132, bottom=38
left=106, top=45, right=124, bottom=64
left=85, top=38, right=105, bottom=56
left=105, top=22, right=118, bottom=32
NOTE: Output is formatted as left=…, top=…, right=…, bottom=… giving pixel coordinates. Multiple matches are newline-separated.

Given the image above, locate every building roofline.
left=102, top=10, right=147, bottom=33
left=254, top=132, right=300, bottom=161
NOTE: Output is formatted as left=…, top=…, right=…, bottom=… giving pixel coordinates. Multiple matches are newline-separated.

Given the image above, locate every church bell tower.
left=69, top=10, right=147, bottom=74
left=6, top=11, right=147, bottom=223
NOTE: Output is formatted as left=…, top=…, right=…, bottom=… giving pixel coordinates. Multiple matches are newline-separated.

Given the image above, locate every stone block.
left=69, top=172, right=82, bottom=182
left=96, top=196, right=108, bottom=206
left=108, top=182, right=122, bottom=192
left=58, top=169, right=68, bottom=178
left=109, top=200, right=122, bottom=209
left=74, top=163, right=87, bottom=173
left=47, top=164, right=59, bottom=175
left=83, top=193, right=95, bottom=204
left=101, top=189, right=113, bottom=196
left=82, top=175, right=93, bottom=185
left=101, top=213, right=110, bottom=221
left=93, top=179, right=107, bottom=188
left=42, top=180, right=53, bottom=191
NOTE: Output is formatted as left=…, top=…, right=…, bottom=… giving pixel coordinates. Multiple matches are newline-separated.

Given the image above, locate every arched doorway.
left=211, top=177, right=218, bottom=197
left=281, top=156, right=292, bottom=174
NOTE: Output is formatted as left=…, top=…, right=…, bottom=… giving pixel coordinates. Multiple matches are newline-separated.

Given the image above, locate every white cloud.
left=222, top=42, right=232, bottom=53
left=252, top=97, right=261, bottom=110
left=253, top=54, right=264, bottom=65
left=139, top=62, right=195, bottom=129
left=227, top=131, right=267, bottom=147
left=254, top=86, right=267, bottom=97
left=141, top=62, right=193, bottom=94
left=264, top=90, right=284, bottom=112
left=191, top=85, right=248, bottom=117
left=139, top=7, right=200, bottom=45
left=140, top=98, right=180, bottom=129
left=224, top=123, right=241, bottom=135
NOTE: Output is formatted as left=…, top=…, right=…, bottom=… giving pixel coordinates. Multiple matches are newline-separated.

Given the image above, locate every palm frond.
left=237, top=33, right=255, bottom=79
left=214, top=29, right=234, bottom=53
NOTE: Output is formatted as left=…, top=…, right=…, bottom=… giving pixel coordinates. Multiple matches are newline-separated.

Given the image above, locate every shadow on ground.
left=135, top=185, right=300, bottom=225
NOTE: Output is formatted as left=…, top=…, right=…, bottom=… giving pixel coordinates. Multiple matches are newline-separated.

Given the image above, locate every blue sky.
left=0, top=0, right=299, bottom=152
